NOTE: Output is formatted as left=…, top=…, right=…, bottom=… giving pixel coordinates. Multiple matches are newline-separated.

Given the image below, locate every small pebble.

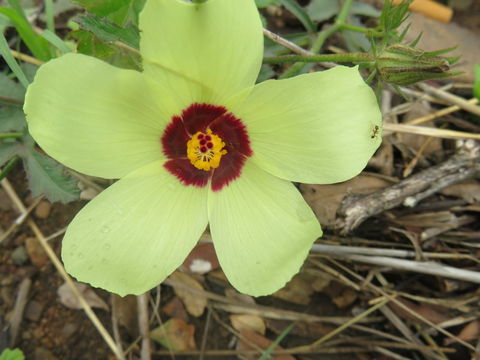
left=11, top=246, right=28, bottom=266
left=35, top=200, right=52, bottom=219
left=25, top=237, right=49, bottom=268
left=25, top=300, right=46, bottom=322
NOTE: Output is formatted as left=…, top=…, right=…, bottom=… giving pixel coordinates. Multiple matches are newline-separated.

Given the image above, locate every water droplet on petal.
left=101, top=226, right=110, bottom=233
left=104, top=243, right=111, bottom=250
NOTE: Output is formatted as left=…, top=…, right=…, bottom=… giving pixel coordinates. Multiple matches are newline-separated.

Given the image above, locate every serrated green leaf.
left=73, top=0, right=130, bottom=18
left=21, top=140, right=80, bottom=203
left=73, top=0, right=145, bottom=26
left=71, top=29, right=141, bottom=70
left=278, top=0, right=316, bottom=33
left=474, top=65, right=480, bottom=100
left=0, top=348, right=25, bottom=360
left=76, top=15, right=140, bottom=49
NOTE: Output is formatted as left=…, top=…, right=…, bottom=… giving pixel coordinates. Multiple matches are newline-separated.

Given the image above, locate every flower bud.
left=376, top=45, right=453, bottom=85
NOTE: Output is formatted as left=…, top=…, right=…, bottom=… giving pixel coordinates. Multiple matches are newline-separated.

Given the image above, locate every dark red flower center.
left=161, top=103, right=252, bottom=191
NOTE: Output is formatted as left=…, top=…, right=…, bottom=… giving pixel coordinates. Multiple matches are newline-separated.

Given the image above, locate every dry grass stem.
left=0, top=178, right=125, bottom=360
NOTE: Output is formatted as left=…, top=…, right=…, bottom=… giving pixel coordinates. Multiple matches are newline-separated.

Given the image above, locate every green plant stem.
left=264, top=52, right=374, bottom=64
left=339, top=24, right=383, bottom=37
left=0, top=132, right=23, bottom=139
left=0, top=156, right=20, bottom=181
left=45, top=0, right=55, bottom=33
left=279, top=0, right=354, bottom=79
left=191, top=0, right=207, bottom=3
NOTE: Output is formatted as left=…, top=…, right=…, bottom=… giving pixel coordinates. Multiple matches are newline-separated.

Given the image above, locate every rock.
left=34, top=200, right=52, bottom=219
left=25, top=237, right=49, bottom=268
left=24, top=300, right=45, bottom=322
left=11, top=246, right=28, bottom=266
left=60, top=323, right=78, bottom=341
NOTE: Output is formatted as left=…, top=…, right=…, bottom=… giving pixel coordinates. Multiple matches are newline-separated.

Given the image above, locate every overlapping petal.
left=233, top=66, right=382, bottom=184
left=62, top=161, right=208, bottom=296
left=24, top=53, right=180, bottom=179
left=139, top=0, right=263, bottom=105
left=208, top=161, right=322, bottom=296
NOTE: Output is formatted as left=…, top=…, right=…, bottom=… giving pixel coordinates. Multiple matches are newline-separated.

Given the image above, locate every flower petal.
left=208, top=161, right=322, bottom=296
left=62, top=160, right=208, bottom=296
left=24, top=53, right=176, bottom=179
left=139, top=0, right=263, bottom=104
left=234, top=66, right=382, bottom=184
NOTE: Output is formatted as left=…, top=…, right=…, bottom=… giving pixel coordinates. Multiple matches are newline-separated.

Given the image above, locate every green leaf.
left=305, top=0, right=338, bottom=22
left=0, top=4, right=52, bottom=61
left=0, top=32, right=29, bottom=88
left=474, top=65, right=480, bottom=100
left=306, top=0, right=380, bottom=23
left=0, top=72, right=25, bottom=100
left=73, top=0, right=130, bottom=17
left=0, top=107, right=26, bottom=132
left=0, top=141, right=21, bottom=167
left=71, top=29, right=141, bottom=70
left=0, top=348, right=25, bottom=360
left=74, top=0, right=146, bottom=26
left=0, top=72, right=27, bottom=132
left=76, top=15, right=140, bottom=49
left=257, top=64, right=275, bottom=82
left=278, top=0, right=316, bottom=33
left=21, top=137, right=80, bottom=203
left=41, top=29, right=72, bottom=54
left=255, top=0, right=280, bottom=8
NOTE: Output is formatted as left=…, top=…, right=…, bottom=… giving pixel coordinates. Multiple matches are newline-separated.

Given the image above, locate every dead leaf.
left=273, top=272, right=329, bottom=305
left=445, top=320, right=480, bottom=345
left=57, top=282, right=108, bottom=311
left=331, top=287, right=358, bottom=309
left=301, top=174, right=391, bottom=227
left=224, top=289, right=256, bottom=305
left=441, top=180, right=480, bottom=204
left=398, top=102, right=441, bottom=156
left=182, top=242, right=219, bottom=274
left=388, top=298, right=449, bottom=324
left=162, top=296, right=189, bottom=322
left=169, top=271, right=207, bottom=317
left=236, top=329, right=294, bottom=360
left=267, top=319, right=334, bottom=338
left=150, top=318, right=197, bottom=351
left=230, top=314, right=266, bottom=335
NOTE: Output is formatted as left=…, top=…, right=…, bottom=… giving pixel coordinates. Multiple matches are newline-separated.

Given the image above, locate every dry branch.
left=337, top=140, right=480, bottom=234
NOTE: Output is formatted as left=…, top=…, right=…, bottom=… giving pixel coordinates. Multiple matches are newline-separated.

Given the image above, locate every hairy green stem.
left=264, top=53, right=375, bottom=64
left=340, top=24, right=383, bottom=37
left=0, top=132, right=23, bottom=139
left=279, top=0, right=354, bottom=79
